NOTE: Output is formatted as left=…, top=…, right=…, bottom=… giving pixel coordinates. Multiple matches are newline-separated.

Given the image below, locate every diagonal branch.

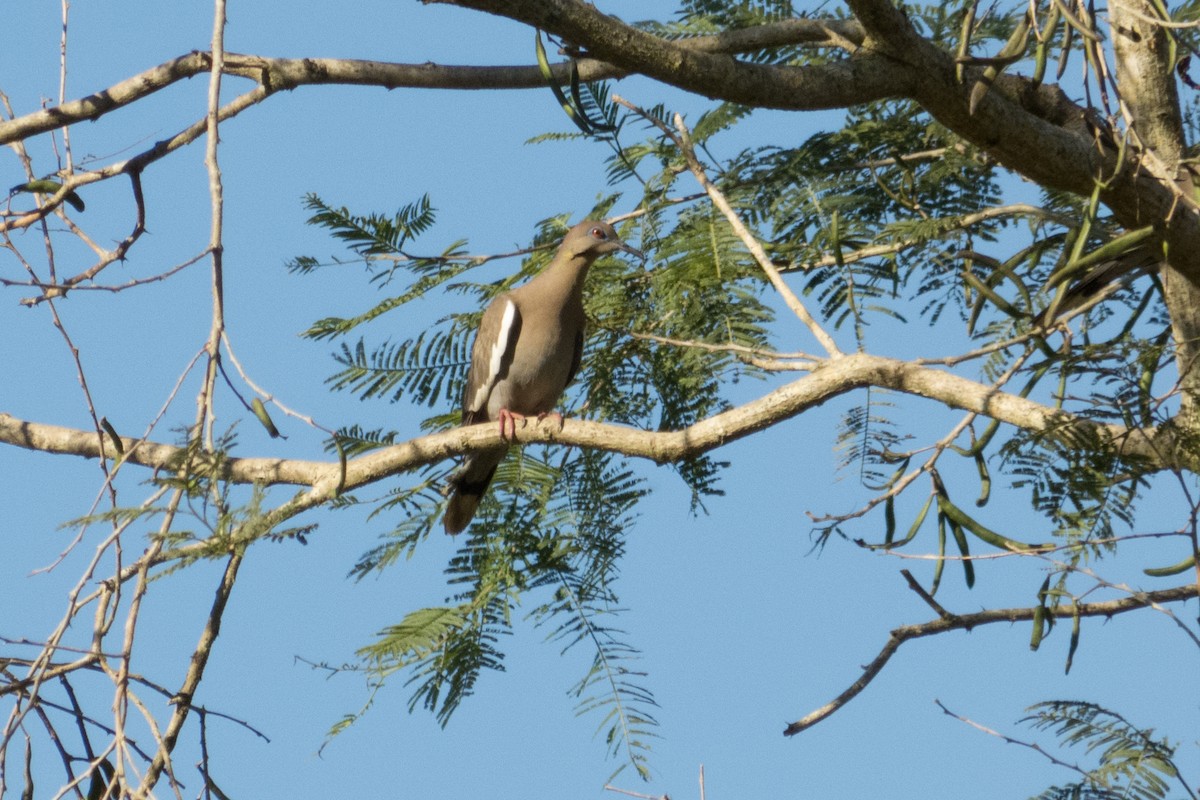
left=0, top=85, right=268, bottom=233
left=669, top=108, right=843, bottom=356
left=611, top=94, right=841, bottom=355
left=784, top=581, right=1200, bottom=735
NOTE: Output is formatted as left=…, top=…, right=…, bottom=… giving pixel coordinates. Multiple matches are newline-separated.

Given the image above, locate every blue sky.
left=2, top=2, right=1197, bottom=798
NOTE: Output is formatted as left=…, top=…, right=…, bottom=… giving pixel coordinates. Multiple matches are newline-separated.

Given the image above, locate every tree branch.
left=1, top=352, right=1190, bottom=496
left=426, top=0, right=912, bottom=109
left=612, top=94, right=841, bottom=355
left=0, top=16, right=865, bottom=148
left=784, top=582, right=1200, bottom=735
left=0, top=85, right=268, bottom=233
left=1109, top=0, right=1200, bottom=423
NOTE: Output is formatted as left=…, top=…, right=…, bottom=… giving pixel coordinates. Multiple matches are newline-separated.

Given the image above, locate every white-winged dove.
left=443, top=220, right=644, bottom=534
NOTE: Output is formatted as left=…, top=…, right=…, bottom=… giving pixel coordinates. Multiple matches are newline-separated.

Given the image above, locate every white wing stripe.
left=469, top=298, right=516, bottom=413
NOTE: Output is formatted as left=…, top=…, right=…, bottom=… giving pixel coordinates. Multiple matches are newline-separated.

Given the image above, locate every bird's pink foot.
left=496, top=409, right=565, bottom=440
left=497, top=408, right=527, bottom=441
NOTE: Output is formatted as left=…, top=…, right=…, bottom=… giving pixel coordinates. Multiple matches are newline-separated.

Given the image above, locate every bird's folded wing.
left=462, top=297, right=522, bottom=424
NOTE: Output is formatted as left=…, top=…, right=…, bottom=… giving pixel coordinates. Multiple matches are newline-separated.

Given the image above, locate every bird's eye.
left=590, top=226, right=607, bottom=240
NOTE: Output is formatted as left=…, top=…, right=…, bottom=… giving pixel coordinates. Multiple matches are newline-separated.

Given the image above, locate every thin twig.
left=220, top=330, right=336, bottom=436
left=934, top=700, right=1093, bottom=775
left=9, top=246, right=210, bottom=307
left=603, top=784, right=669, bottom=800
left=1045, top=558, right=1200, bottom=649
left=900, top=569, right=955, bottom=620
left=624, top=331, right=820, bottom=364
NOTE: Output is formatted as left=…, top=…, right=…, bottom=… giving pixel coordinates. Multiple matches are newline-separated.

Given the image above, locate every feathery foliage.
left=1023, top=702, right=1191, bottom=800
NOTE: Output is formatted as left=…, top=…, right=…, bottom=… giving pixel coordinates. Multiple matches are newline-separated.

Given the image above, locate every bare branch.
left=784, top=582, right=1200, bottom=735
left=2, top=351, right=1192, bottom=502
left=136, top=552, right=242, bottom=799
left=0, top=85, right=268, bottom=234
left=669, top=108, right=843, bottom=356
left=0, top=16, right=865, bottom=148
left=3, top=247, right=210, bottom=307
left=934, top=700, right=1096, bottom=777
left=612, top=94, right=842, bottom=355
left=901, top=569, right=955, bottom=620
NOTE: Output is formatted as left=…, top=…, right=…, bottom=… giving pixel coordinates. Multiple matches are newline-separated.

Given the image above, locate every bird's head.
left=563, top=220, right=644, bottom=261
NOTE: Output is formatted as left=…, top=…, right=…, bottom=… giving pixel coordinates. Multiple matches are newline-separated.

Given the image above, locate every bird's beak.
left=616, top=239, right=645, bottom=261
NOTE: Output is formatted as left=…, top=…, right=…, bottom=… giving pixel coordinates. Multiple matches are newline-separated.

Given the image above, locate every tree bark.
left=1110, top=0, right=1200, bottom=429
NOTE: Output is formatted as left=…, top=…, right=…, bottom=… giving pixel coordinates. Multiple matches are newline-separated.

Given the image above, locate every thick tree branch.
left=0, top=17, right=864, bottom=148
left=1109, top=0, right=1200, bottom=423
left=426, top=0, right=911, bottom=109
left=1, top=353, right=1191, bottom=499
left=784, top=581, right=1200, bottom=735
left=427, top=0, right=1087, bottom=160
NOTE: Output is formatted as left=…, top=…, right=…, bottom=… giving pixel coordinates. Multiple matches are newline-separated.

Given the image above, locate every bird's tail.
left=443, top=448, right=506, bottom=534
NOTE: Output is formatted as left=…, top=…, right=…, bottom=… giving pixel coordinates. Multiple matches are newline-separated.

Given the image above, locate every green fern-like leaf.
left=302, top=193, right=436, bottom=257
left=1023, top=701, right=1184, bottom=800
left=327, top=328, right=471, bottom=407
